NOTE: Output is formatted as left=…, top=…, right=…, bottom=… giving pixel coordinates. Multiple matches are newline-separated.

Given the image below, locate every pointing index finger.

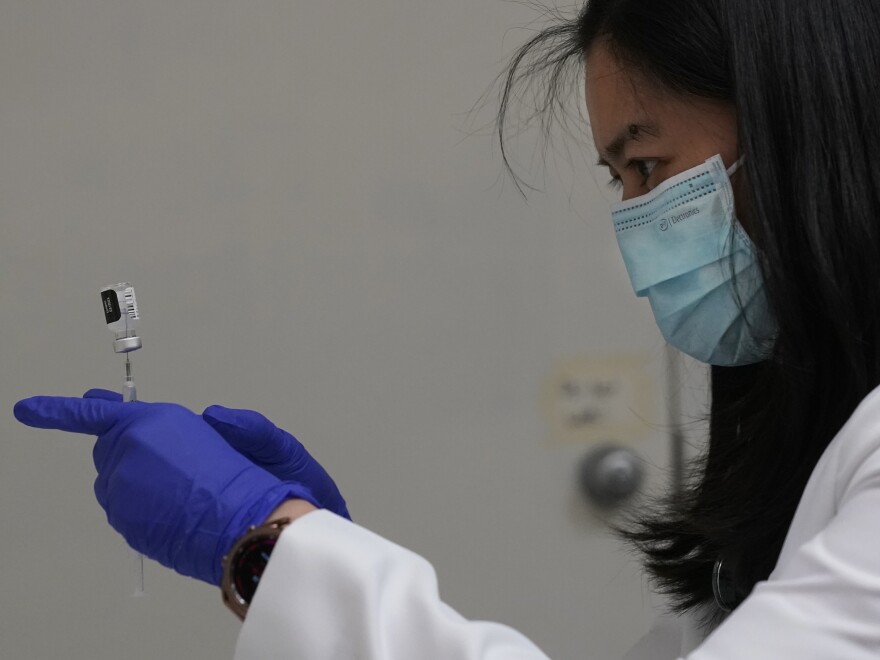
left=14, top=396, right=125, bottom=436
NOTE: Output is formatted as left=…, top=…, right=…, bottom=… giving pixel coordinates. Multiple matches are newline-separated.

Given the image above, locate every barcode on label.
left=124, top=287, right=140, bottom=320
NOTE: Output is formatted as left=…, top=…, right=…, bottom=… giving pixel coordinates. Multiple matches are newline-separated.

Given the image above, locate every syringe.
left=123, top=354, right=137, bottom=403
left=100, top=282, right=144, bottom=596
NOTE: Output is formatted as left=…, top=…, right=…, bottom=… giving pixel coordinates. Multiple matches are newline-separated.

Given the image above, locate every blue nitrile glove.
left=83, top=389, right=350, bottom=520
left=14, top=394, right=321, bottom=585
left=201, top=404, right=351, bottom=520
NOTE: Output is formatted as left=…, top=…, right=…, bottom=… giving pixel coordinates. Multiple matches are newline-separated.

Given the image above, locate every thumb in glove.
left=202, top=405, right=350, bottom=520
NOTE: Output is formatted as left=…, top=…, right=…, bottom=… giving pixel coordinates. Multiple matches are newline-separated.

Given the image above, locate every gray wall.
left=0, top=2, right=710, bottom=658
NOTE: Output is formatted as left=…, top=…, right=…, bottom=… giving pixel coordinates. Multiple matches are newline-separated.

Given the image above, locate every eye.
left=605, top=159, right=659, bottom=192
left=629, top=159, right=658, bottom=184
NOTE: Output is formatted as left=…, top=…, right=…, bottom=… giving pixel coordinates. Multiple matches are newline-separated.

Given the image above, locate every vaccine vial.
left=100, top=282, right=142, bottom=353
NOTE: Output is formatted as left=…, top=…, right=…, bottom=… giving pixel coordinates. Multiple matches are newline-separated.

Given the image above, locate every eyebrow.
left=595, top=122, right=661, bottom=167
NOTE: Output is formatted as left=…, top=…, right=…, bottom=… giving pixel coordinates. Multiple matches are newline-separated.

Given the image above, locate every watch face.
left=233, top=536, right=279, bottom=605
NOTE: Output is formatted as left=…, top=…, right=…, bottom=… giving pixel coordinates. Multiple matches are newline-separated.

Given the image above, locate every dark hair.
left=497, top=0, right=880, bottom=626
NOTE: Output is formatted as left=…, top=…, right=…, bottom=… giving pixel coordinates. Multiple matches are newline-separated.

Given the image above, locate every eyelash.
left=607, top=159, right=658, bottom=190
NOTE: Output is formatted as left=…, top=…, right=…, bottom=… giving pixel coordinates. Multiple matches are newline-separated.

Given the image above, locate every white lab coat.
left=235, top=384, right=880, bottom=659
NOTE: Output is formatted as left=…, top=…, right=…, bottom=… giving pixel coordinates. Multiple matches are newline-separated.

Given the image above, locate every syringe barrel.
left=122, top=380, right=137, bottom=403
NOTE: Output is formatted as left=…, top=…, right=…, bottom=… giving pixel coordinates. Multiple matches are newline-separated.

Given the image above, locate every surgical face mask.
left=610, top=155, right=776, bottom=366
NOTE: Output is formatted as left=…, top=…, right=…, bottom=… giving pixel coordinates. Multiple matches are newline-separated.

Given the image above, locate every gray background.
left=0, top=2, right=710, bottom=658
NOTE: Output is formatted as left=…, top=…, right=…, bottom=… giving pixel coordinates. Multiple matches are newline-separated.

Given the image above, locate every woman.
left=15, top=0, right=880, bottom=657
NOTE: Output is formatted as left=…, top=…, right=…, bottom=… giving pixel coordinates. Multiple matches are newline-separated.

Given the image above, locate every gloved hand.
left=202, top=404, right=350, bottom=520
left=83, top=389, right=350, bottom=520
left=14, top=394, right=322, bottom=586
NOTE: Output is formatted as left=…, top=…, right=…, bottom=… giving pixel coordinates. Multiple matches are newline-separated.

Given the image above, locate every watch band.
left=221, top=517, right=292, bottom=621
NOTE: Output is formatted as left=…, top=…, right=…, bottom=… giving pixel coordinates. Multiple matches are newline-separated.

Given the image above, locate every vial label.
left=123, top=287, right=140, bottom=320
left=102, top=290, right=122, bottom=324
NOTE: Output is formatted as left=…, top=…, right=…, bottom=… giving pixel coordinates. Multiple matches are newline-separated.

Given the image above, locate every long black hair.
left=497, top=0, right=880, bottom=625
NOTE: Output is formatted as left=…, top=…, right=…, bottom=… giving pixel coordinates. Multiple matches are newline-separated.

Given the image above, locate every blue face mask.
left=610, top=155, right=776, bottom=366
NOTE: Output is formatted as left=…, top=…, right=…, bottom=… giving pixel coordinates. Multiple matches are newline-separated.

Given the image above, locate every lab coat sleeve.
left=234, top=510, right=552, bottom=660
left=685, top=437, right=880, bottom=658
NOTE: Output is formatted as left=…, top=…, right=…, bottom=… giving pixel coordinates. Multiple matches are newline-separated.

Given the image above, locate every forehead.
left=584, top=45, right=660, bottom=152
left=584, top=43, right=736, bottom=159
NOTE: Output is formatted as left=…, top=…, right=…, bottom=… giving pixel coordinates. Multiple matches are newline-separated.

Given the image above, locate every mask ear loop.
left=726, top=155, right=746, bottom=178
left=718, top=153, right=767, bottom=357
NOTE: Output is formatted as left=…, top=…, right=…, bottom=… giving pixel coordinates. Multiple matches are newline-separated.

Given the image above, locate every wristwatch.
left=221, top=517, right=292, bottom=621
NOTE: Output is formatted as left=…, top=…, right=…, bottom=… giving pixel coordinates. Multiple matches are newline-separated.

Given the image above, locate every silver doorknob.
left=579, top=445, right=644, bottom=508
